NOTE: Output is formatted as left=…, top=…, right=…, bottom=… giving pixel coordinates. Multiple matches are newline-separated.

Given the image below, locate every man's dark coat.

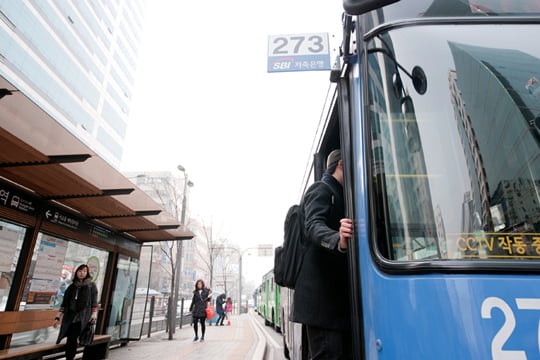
left=216, top=294, right=226, bottom=314
left=292, top=174, right=350, bottom=330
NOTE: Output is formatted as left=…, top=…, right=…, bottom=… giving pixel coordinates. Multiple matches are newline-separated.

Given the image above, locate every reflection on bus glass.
left=469, top=0, right=540, bottom=14
left=367, top=25, right=540, bottom=262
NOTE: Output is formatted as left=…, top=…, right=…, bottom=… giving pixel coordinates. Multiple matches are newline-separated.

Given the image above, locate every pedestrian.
left=225, top=297, right=233, bottom=325
left=189, top=279, right=212, bottom=342
left=216, top=293, right=226, bottom=326
left=53, top=264, right=98, bottom=360
left=292, top=149, right=354, bottom=359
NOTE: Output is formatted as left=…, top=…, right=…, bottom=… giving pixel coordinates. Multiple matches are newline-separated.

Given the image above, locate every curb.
left=246, top=311, right=267, bottom=360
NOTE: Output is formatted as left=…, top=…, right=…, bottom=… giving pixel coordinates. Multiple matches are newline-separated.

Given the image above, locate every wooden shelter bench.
left=0, top=334, right=111, bottom=360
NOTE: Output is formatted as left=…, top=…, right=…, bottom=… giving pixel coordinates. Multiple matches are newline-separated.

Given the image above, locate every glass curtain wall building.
left=0, top=0, right=147, bottom=167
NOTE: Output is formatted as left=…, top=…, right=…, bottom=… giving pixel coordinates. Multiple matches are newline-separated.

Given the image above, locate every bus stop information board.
left=267, top=33, right=331, bottom=73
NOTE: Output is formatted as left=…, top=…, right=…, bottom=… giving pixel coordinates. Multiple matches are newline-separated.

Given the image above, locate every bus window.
left=367, top=23, right=540, bottom=262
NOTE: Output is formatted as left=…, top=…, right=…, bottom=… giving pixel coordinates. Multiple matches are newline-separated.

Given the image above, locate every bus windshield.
left=367, top=23, right=540, bottom=262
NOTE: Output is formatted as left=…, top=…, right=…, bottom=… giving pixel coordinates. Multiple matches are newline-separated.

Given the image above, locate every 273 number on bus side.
left=482, top=297, right=540, bottom=359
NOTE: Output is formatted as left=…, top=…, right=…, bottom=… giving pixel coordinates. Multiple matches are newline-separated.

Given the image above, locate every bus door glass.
left=366, top=23, right=540, bottom=263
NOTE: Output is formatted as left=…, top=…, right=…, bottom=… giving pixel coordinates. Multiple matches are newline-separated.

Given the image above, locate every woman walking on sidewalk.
left=189, top=279, right=212, bottom=342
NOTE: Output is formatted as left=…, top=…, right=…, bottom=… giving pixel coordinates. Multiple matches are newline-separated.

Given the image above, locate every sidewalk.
left=106, top=312, right=264, bottom=360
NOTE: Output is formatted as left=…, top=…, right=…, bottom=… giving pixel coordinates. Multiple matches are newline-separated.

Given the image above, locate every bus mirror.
left=392, top=66, right=427, bottom=97
left=343, top=0, right=400, bottom=15
left=412, top=66, right=427, bottom=95
left=368, top=48, right=427, bottom=95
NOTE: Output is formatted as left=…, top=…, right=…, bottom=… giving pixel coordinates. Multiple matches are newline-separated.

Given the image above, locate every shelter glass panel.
left=20, top=233, right=108, bottom=310
left=129, top=245, right=152, bottom=340
left=10, top=233, right=108, bottom=347
left=107, top=255, right=138, bottom=341
left=0, top=220, right=26, bottom=311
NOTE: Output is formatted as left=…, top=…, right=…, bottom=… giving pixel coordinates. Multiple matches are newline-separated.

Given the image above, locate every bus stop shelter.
left=0, top=75, right=193, bottom=349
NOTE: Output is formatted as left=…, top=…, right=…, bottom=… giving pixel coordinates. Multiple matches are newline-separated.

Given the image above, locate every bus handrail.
left=363, top=16, right=540, bottom=41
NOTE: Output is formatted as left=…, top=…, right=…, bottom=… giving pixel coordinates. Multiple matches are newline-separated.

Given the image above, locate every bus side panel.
left=281, top=287, right=307, bottom=360
left=275, top=283, right=282, bottom=331
left=265, top=275, right=270, bottom=324
left=363, top=270, right=540, bottom=359
left=350, top=48, right=540, bottom=360
left=263, top=271, right=276, bottom=327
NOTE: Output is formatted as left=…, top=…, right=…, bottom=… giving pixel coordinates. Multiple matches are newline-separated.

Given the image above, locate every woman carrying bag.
left=53, top=264, right=98, bottom=360
left=189, top=279, right=212, bottom=342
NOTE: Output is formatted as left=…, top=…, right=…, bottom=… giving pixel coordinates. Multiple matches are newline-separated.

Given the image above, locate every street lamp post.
left=237, top=244, right=272, bottom=313
left=173, top=165, right=193, bottom=331
left=237, top=249, right=253, bottom=314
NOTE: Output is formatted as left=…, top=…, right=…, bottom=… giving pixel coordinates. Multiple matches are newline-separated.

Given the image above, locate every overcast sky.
left=120, top=0, right=344, bottom=285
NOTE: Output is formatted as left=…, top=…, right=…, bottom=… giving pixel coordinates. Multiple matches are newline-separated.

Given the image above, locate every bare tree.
left=211, top=240, right=239, bottom=299
left=220, top=252, right=235, bottom=296
left=195, top=220, right=226, bottom=289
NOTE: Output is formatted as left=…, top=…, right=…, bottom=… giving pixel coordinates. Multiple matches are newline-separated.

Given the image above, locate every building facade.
left=0, top=1, right=196, bottom=350
left=0, top=0, right=146, bottom=167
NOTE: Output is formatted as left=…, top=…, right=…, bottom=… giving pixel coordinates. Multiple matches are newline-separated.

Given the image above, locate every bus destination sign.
left=267, top=33, right=331, bottom=73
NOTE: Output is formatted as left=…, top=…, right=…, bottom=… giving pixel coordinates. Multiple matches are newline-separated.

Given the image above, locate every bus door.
left=344, top=1, right=540, bottom=359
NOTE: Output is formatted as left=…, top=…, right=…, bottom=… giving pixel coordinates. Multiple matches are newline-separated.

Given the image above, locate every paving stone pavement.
left=106, top=313, right=261, bottom=360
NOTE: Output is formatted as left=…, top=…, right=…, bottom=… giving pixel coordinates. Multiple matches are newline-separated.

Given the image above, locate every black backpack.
left=274, top=203, right=306, bottom=289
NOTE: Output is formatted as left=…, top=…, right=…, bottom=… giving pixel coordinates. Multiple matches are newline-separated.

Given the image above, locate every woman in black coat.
left=53, top=264, right=98, bottom=360
left=189, top=279, right=212, bottom=342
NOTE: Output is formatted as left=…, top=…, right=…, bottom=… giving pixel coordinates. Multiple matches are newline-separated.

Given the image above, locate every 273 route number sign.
left=267, top=33, right=331, bottom=73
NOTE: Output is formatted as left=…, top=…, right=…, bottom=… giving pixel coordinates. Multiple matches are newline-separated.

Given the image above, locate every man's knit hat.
left=326, top=149, right=341, bottom=169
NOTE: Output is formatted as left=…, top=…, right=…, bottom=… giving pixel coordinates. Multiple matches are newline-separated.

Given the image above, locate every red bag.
left=205, top=305, right=215, bottom=320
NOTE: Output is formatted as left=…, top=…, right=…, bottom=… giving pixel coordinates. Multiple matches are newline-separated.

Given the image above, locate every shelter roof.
left=0, top=76, right=193, bottom=243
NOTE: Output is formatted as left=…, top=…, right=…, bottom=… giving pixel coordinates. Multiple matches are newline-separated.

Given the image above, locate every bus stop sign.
left=267, top=33, right=331, bottom=73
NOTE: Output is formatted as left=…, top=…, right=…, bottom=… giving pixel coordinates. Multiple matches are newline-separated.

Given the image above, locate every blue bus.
left=281, top=0, right=540, bottom=359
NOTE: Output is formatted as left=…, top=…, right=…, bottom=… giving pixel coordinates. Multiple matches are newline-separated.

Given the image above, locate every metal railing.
left=131, top=296, right=192, bottom=338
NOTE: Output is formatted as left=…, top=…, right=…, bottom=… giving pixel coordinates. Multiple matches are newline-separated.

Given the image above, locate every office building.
left=0, top=0, right=147, bottom=167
